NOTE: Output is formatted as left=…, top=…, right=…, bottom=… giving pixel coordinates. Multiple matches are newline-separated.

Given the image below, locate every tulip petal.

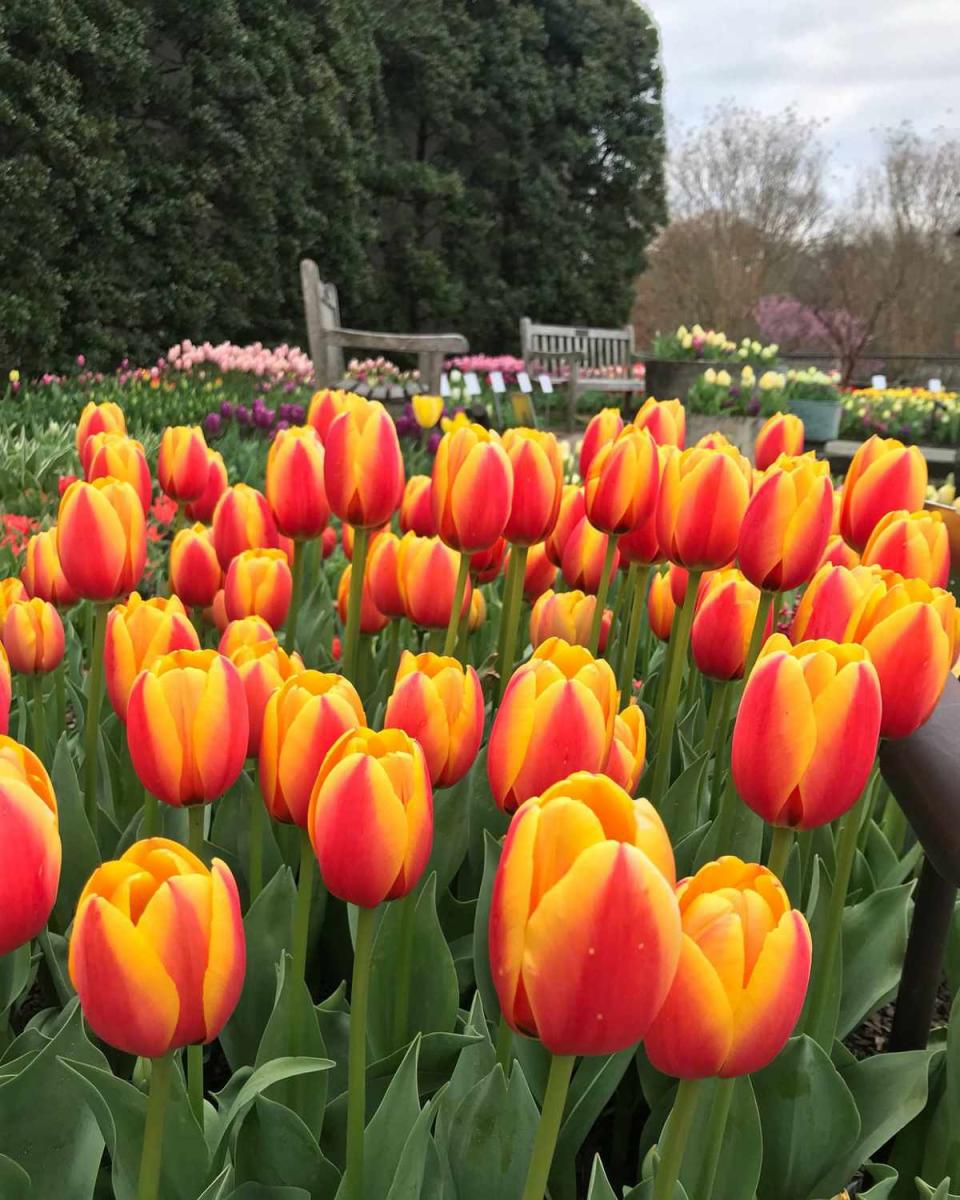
left=203, top=860, right=246, bottom=1042
left=137, top=874, right=211, bottom=1045
left=644, top=933, right=735, bottom=1078
left=0, top=782, right=60, bottom=955
left=510, top=680, right=609, bottom=806
left=489, top=802, right=540, bottom=1033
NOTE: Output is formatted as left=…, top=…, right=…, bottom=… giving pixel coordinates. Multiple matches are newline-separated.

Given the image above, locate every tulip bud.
left=259, top=671, right=367, bottom=823
left=790, top=563, right=881, bottom=642
left=603, top=704, right=647, bottom=794
left=840, top=436, right=927, bottom=551
left=431, top=424, right=513, bottom=553
left=307, top=388, right=361, bottom=444
left=733, top=635, right=882, bottom=827
left=266, top=425, right=329, bottom=539
left=57, top=479, right=147, bottom=601
left=561, top=515, right=619, bottom=594
left=861, top=509, right=950, bottom=588
left=223, top=548, right=293, bottom=630
left=584, top=426, right=659, bottom=535
left=367, top=532, right=406, bottom=619
left=658, top=445, right=751, bottom=569
left=522, top=541, right=559, bottom=603
left=158, top=425, right=210, bottom=502
left=489, top=771, right=680, bottom=1054
left=469, top=536, right=507, bottom=584
left=384, top=651, right=484, bottom=788
left=580, top=407, right=624, bottom=477
left=754, top=412, right=804, bottom=470
left=399, top=475, right=437, bottom=537
left=104, top=593, right=199, bottom=721
left=126, top=650, right=249, bottom=805
left=530, top=589, right=612, bottom=653
left=69, top=838, right=244, bottom=1057
left=184, top=450, right=228, bottom=524
left=336, top=562, right=389, bottom=634
left=396, top=533, right=471, bottom=630
left=22, top=529, right=79, bottom=608
left=0, top=736, right=59, bottom=955
left=3, top=598, right=65, bottom=675
left=544, top=485, right=586, bottom=567
left=169, top=523, right=222, bottom=610
left=647, top=568, right=676, bottom=641
left=324, top=398, right=405, bottom=529
left=77, top=401, right=125, bottom=469
left=308, top=727, right=433, bottom=906
left=488, top=638, right=619, bottom=811
left=502, top=428, right=564, bottom=546
left=634, top=397, right=686, bottom=448
left=212, top=483, right=279, bottom=570
left=85, top=433, right=153, bottom=512
left=412, top=393, right=444, bottom=429
left=468, top=587, right=486, bottom=631
left=691, top=568, right=769, bottom=680
left=645, top=857, right=811, bottom=1077
left=737, top=454, right=833, bottom=591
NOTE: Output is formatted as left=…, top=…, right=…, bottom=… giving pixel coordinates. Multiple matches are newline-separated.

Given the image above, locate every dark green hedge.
left=0, top=0, right=665, bottom=375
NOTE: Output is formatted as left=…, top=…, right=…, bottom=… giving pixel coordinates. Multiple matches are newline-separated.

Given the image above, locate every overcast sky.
left=649, top=0, right=959, bottom=193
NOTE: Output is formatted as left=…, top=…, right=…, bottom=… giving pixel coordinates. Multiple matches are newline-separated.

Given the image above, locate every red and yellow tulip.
left=583, top=426, right=660, bottom=535
left=737, top=454, right=833, bottom=591
left=324, top=398, right=405, bottom=528
left=840, top=436, right=927, bottom=551
left=530, top=589, right=612, bottom=653
left=658, top=445, right=751, bottom=569
left=754, top=412, right=804, bottom=471
left=561, top=515, right=619, bottom=594
left=861, top=509, right=950, bottom=588
left=691, top=569, right=768, bottom=681
left=85, top=433, right=153, bottom=512
left=211, top=483, right=279, bottom=570
left=227, top=638, right=303, bottom=756
left=396, top=533, right=472, bottom=630
left=0, top=738, right=59, bottom=955
left=184, top=449, right=228, bottom=524
left=22, top=530, right=79, bottom=609
left=367, top=531, right=407, bottom=620
left=57, top=479, right=147, bottom=601
left=77, top=401, right=125, bottom=469
left=522, top=541, right=560, bottom=603
left=2, top=598, right=65, bottom=675
left=579, top=407, right=624, bottom=478
left=169, top=524, right=223, bottom=611
left=502, top=428, right=564, bottom=546
left=307, top=388, right=361, bottom=444
left=266, top=425, right=329, bottom=539
left=432, top=424, right=513, bottom=553
left=336, top=561, right=390, bottom=635
left=157, top=426, right=210, bottom=503
left=647, top=568, right=676, bottom=642
left=544, top=485, right=586, bottom=568
left=104, top=593, right=199, bottom=721
left=399, top=475, right=437, bottom=537
left=223, top=548, right=293, bottom=631
left=633, top=397, right=686, bottom=448
left=603, top=704, right=647, bottom=794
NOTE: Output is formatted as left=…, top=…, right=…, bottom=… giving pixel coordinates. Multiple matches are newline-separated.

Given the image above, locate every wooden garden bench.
left=300, top=260, right=468, bottom=395
left=519, top=317, right=645, bottom=428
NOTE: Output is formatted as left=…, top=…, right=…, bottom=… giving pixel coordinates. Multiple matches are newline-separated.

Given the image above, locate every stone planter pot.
left=786, top=397, right=842, bottom=442
left=685, top=413, right=764, bottom=457
left=643, top=359, right=714, bottom=401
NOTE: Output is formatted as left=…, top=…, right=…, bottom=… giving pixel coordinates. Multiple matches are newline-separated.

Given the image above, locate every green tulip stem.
left=652, top=1077, right=702, bottom=1200
left=391, top=890, right=418, bottom=1050
left=587, top=535, right=619, bottom=657
left=342, top=526, right=369, bottom=685
left=617, top=563, right=650, bottom=701
left=31, top=674, right=48, bottom=763
left=386, top=618, right=403, bottom=688
left=292, top=830, right=314, bottom=987
left=443, top=552, right=471, bottom=658
left=54, top=660, right=65, bottom=740
left=285, top=538, right=306, bottom=653
left=649, top=569, right=702, bottom=805
left=743, top=589, right=774, bottom=681
left=702, top=680, right=733, bottom=763
left=248, top=783, right=264, bottom=904
left=83, top=601, right=110, bottom=839
left=767, top=825, right=794, bottom=881
left=137, top=1053, right=173, bottom=1200
left=498, top=545, right=528, bottom=702
left=142, top=786, right=158, bottom=838
left=520, top=1053, right=576, bottom=1200
left=806, top=787, right=868, bottom=1048
left=494, top=1012, right=514, bottom=1074
left=692, top=1078, right=735, bottom=1200
left=346, top=904, right=378, bottom=1200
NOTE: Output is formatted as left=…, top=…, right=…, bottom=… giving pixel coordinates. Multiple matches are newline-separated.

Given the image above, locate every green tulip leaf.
left=472, top=831, right=503, bottom=1025
left=50, top=734, right=101, bottom=933
left=427, top=761, right=476, bottom=892
left=0, top=1154, right=31, bottom=1200
left=0, top=942, right=32, bottom=1013
left=549, top=1050, right=634, bottom=1200
left=915, top=1181, right=960, bottom=1200
left=211, top=1056, right=333, bottom=1162
left=659, top=753, right=708, bottom=842
left=232, top=1095, right=340, bottom=1199
left=433, top=995, right=496, bottom=1150
left=359, top=1038, right=423, bottom=1200
left=443, top=1062, right=539, bottom=1200
left=856, top=1162, right=899, bottom=1198
left=837, top=882, right=912, bottom=1038
left=677, top=1076, right=762, bottom=1200
left=585, top=1156, right=618, bottom=1200
left=225, top=1186, right=310, bottom=1200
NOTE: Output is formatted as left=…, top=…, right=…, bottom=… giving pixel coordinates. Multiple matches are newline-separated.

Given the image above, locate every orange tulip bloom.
left=399, top=475, right=437, bottom=537
left=754, top=413, right=804, bottom=471
left=658, top=445, right=751, bottom=569
left=489, top=771, right=680, bottom=1055
left=308, top=727, right=433, bottom=907
left=603, top=704, right=647, bottom=793
left=336, top=562, right=389, bottom=635
left=861, top=509, right=950, bottom=588
left=57, top=479, right=147, bottom=601
left=645, top=857, right=811, bottom=1078
left=522, top=541, right=559, bottom=603
left=384, top=651, right=484, bottom=788
left=69, top=838, right=244, bottom=1057
left=530, top=589, right=612, bottom=653
left=584, top=426, right=660, bottom=535
left=184, top=449, right=228, bottom=524
left=691, top=569, right=769, bottom=681
left=840, top=436, right=927, bottom=551
left=848, top=573, right=955, bottom=738
left=818, top=534, right=860, bottom=570
left=85, top=433, right=153, bottom=512
left=259, top=671, right=365, bottom=826
left=396, top=533, right=471, bottom=630
left=647, top=568, right=676, bottom=642
left=218, top=615, right=275, bottom=657
left=3, top=598, right=65, bottom=675
left=432, top=423, right=513, bottom=553
left=634, top=396, right=686, bottom=448
left=126, top=650, right=249, bottom=806
left=0, top=578, right=28, bottom=624
left=790, top=563, right=881, bottom=643
left=104, top=593, right=199, bottom=721
left=0, top=737, right=59, bottom=954
left=324, top=398, right=405, bottom=529
left=307, top=388, right=362, bottom=444
left=544, top=485, right=586, bottom=567
left=487, top=638, right=618, bottom=812
left=77, top=400, right=126, bottom=469
left=502, top=428, right=564, bottom=546
left=367, top=531, right=406, bottom=620
left=470, top=536, right=507, bottom=584
left=22, top=529, right=79, bottom=608
left=211, top=483, right=279, bottom=570
left=561, top=515, right=619, bottom=594
left=732, top=636, right=882, bottom=828
left=227, top=638, right=303, bottom=757
left=579, top=407, right=624, bottom=477
left=737, top=454, right=833, bottom=591
left=169, top=523, right=222, bottom=611
left=617, top=446, right=673, bottom=566
left=266, top=425, right=329, bottom=539
left=157, top=425, right=209, bottom=503
left=223, top=548, right=293, bottom=630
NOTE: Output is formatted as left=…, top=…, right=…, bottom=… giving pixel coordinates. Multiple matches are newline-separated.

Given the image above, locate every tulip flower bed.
left=1, top=385, right=959, bottom=1200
